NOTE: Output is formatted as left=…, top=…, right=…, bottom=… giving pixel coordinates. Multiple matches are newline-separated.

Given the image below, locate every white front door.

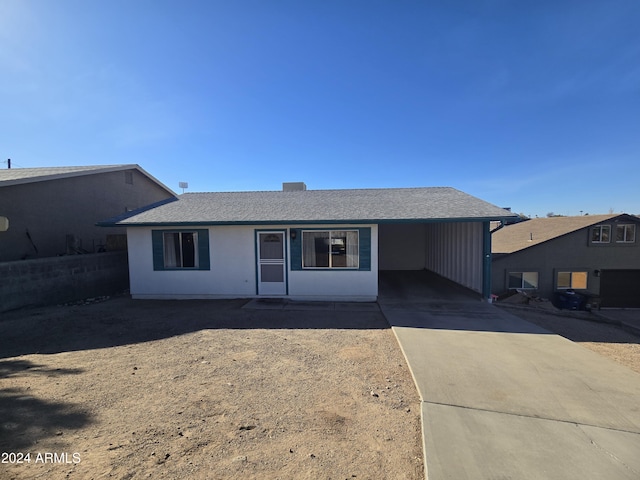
left=257, top=231, right=287, bottom=296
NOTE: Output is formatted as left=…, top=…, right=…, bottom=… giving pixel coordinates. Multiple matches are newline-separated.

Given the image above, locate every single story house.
left=0, top=164, right=176, bottom=261
left=492, top=213, right=640, bottom=307
left=99, top=183, right=516, bottom=302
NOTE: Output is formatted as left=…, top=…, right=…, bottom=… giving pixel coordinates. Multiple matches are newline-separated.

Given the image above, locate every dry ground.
left=0, top=297, right=423, bottom=480
left=497, top=303, right=640, bottom=374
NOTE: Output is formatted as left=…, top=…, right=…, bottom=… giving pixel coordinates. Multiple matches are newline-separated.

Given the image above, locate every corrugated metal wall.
left=424, top=222, right=484, bottom=293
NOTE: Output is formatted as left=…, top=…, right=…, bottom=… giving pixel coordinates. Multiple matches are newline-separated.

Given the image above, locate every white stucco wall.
left=127, top=226, right=256, bottom=298
left=126, top=224, right=378, bottom=301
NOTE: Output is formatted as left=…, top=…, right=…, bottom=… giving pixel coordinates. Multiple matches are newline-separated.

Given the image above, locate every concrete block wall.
left=0, top=251, right=129, bottom=312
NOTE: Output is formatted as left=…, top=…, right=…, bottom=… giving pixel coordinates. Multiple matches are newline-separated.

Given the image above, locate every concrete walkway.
left=242, top=298, right=380, bottom=312
left=378, top=272, right=640, bottom=480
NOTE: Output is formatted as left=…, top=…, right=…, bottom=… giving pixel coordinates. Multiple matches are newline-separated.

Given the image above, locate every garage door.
left=600, top=270, right=640, bottom=308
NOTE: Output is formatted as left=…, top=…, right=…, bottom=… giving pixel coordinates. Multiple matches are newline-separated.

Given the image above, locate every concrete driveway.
left=378, top=271, right=640, bottom=480
left=597, top=308, right=640, bottom=336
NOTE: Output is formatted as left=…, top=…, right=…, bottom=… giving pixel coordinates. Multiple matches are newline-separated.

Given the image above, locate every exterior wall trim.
left=483, top=221, right=491, bottom=300
left=108, top=216, right=514, bottom=228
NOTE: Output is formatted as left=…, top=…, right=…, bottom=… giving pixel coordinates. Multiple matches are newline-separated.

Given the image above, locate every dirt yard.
left=497, top=303, right=640, bottom=374
left=0, top=297, right=423, bottom=480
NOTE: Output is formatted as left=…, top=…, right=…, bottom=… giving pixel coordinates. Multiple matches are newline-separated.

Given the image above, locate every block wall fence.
left=0, top=251, right=128, bottom=312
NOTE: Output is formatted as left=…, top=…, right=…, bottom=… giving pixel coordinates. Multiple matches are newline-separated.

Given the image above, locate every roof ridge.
left=2, top=164, right=134, bottom=169
left=179, top=186, right=456, bottom=195
left=0, top=164, right=177, bottom=197
left=528, top=213, right=618, bottom=219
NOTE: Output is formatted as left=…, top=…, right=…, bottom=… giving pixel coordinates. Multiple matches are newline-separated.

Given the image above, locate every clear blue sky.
left=2, top=0, right=639, bottom=218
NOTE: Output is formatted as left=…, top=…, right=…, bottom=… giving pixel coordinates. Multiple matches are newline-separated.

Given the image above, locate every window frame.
left=615, top=224, right=636, bottom=243
left=507, top=271, right=539, bottom=290
left=301, top=229, right=360, bottom=269
left=152, top=229, right=210, bottom=271
left=591, top=225, right=611, bottom=243
left=556, top=271, right=588, bottom=290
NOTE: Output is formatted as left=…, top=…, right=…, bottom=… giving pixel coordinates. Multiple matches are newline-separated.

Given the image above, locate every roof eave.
left=1, top=164, right=177, bottom=197
left=107, top=214, right=518, bottom=227
left=132, top=164, right=177, bottom=197
left=97, top=197, right=180, bottom=227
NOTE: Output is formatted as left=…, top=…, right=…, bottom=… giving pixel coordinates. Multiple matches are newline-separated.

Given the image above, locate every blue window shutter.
left=290, top=229, right=302, bottom=270
left=358, top=227, right=371, bottom=271
left=152, top=230, right=165, bottom=270
left=198, top=229, right=210, bottom=270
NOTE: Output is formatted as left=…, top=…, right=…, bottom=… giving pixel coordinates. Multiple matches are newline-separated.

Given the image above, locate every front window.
left=557, top=271, right=587, bottom=289
left=616, top=224, right=636, bottom=243
left=508, top=272, right=538, bottom=289
left=302, top=230, right=359, bottom=268
left=591, top=225, right=610, bottom=243
left=163, top=232, right=198, bottom=268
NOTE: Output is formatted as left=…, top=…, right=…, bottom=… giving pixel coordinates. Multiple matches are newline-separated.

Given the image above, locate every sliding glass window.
left=302, top=230, right=359, bottom=269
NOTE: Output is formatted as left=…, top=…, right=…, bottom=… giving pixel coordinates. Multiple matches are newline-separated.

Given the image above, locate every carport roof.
left=99, top=186, right=517, bottom=226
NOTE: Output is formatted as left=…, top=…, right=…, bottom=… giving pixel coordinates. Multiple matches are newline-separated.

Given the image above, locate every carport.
left=378, top=220, right=491, bottom=300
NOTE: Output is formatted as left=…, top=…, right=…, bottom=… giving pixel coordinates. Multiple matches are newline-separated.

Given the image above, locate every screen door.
left=257, top=231, right=286, bottom=295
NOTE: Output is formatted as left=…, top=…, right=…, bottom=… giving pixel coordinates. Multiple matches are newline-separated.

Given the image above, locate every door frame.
left=255, top=229, right=288, bottom=296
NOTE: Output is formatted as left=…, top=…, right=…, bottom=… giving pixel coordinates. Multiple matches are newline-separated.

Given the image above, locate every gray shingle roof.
left=0, top=164, right=176, bottom=196
left=102, top=187, right=516, bottom=226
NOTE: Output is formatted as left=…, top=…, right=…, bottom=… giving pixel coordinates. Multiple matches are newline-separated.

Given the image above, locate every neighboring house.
left=99, top=183, right=516, bottom=302
left=492, top=214, right=640, bottom=307
left=0, top=165, right=176, bottom=262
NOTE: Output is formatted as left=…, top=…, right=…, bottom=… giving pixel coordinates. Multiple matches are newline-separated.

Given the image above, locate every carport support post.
left=482, top=221, right=492, bottom=301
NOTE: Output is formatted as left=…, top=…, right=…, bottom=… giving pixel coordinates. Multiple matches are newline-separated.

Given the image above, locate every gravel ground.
left=0, top=296, right=423, bottom=480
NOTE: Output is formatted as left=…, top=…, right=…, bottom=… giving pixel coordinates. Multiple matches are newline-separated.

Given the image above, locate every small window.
left=591, top=225, right=610, bottom=243
left=302, top=230, right=359, bottom=268
left=125, top=171, right=134, bottom=184
left=508, top=272, right=538, bottom=289
left=163, top=232, right=198, bottom=268
left=152, top=229, right=209, bottom=271
left=557, top=271, right=587, bottom=289
left=616, top=224, right=636, bottom=243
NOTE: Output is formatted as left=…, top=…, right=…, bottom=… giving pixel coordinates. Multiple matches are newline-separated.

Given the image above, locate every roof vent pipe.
left=282, top=182, right=307, bottom=192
